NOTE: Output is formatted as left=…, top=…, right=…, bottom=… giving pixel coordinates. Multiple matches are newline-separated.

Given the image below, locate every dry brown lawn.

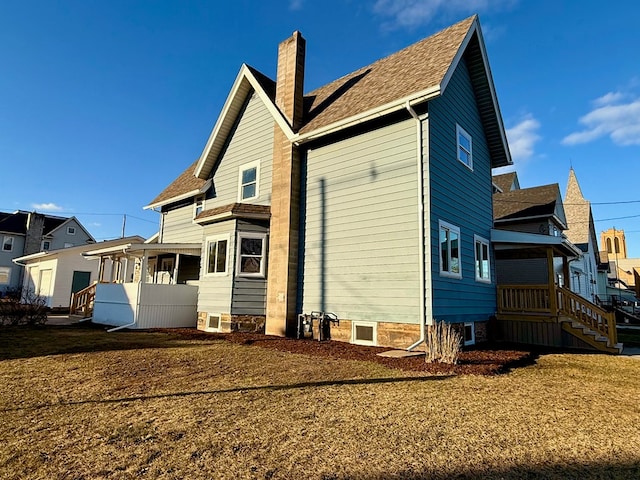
left=1, top=325, right=640, bottom=479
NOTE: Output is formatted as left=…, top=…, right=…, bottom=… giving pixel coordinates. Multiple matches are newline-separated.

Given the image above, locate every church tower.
left=601, top=228, right=627, bottom=260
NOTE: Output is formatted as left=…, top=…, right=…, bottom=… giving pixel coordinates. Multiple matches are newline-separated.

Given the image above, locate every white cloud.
left=373, top=0, right=515, bottom=29
left=506, top=115, right=541, bottom=162
left=562, top=93, right=640, bottom=146
left=32, top=202, right=63, bottom=212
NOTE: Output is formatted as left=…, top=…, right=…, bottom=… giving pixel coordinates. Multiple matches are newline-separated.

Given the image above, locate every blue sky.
left=1, top=1, right=639, bottom=254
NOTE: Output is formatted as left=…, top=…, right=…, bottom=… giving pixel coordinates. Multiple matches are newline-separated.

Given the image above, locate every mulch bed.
left=161, top=329, right=536, bottom=376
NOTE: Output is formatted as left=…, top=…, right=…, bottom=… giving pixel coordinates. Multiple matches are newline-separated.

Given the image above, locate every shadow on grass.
left=1, top=375, right=452, bottom=412
left=0, top=323, right=221, bottom=361
left=362, top=460, right=640, bottom=479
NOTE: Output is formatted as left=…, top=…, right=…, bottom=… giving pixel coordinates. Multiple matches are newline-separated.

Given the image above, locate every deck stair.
left=560, top=318, right=623, bottom=354
left=70, top=282, right=97, bottom=318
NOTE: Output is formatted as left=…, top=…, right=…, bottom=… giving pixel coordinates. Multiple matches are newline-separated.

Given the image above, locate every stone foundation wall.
left=197, top=311, right=265, bottom=333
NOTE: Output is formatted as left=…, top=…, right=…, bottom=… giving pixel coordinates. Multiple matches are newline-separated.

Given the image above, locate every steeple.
left=565, top=167, right=585, bottom=204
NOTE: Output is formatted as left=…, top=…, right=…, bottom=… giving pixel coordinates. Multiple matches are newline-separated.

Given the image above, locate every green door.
left=71, top=271, right=92, bottom=294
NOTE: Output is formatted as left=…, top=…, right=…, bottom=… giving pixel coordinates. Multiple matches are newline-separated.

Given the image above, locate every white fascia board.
left=194, top=65, right=295, bottom=180
left=13, top=251, right=49, bottom=264
left=293, top=86, right=441, bottom=144
left=440, top=17, right=512, bottom=167
left=144, top=179, right=212, bottom=210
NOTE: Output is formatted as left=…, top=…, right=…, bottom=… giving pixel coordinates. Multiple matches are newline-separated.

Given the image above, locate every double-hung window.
left=205, top=235, right=229, bottom=275
left=237, top=233, right=267, bottom=277
left=2, top=236, right=14, bottom=252
left=0, top=266, right=10, bottom=285
left=238, top=161, right=260, bottom=201
left=474, top=235, right=491, bottom=283
left=193, top=196, right=204, bottom=220
left=456, top=124, right=472, bottom=169
left=439, top=221, right=461, bottom=278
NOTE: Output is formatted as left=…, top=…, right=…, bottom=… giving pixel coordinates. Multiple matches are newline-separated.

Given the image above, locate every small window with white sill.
left=193, top=196, right=204, bottom=220
left=0, top=266, right=11, bottom=285
left=456, top=124, right=472, bottom=169
left=237, top=233, right=266, bottom=277
left=238, top=161, right=260, bottom=201
left=2, top=236, right=14, bottom=252
left=207, top=314, right=221, bottom=332
left=352, top=321, right=377, bottom=346
left=42, top=241, right=50, bottom=251
left=67, top=226, right=76, bottom=235
left=463, top=322, right=475, bottom=346
left=474, top=235, right=491, bottom=283
left=205, top=235, right=229, bottom=275
left=439, top=221, right=461, bottom=278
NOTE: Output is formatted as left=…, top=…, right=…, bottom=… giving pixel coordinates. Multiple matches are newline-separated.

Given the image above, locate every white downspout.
left=406, top=102, right=429, bottom=351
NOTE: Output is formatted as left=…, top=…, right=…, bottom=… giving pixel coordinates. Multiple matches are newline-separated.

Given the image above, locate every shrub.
left=425, top=321, right=462, bottom=364
left=0, top=289, right=48, bottom=326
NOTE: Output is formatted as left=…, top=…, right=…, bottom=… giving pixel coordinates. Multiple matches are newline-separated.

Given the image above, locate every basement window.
left=206, top=314, right=221, bottom=332
left=463, top=322, right=475, bottom=346
left=0, top=267, right=10, bottom=285
left=352, top=321, right=377, bottom=346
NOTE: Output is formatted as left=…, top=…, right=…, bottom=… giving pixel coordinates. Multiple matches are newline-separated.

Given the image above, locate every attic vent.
left=352, top=321, right=376, bottom=346
left=464, top=322, right=475, bottom=346
left=207, top=314, right=221, bottom=331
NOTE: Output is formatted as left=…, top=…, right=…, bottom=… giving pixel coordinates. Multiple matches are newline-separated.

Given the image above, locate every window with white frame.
left=463, top=322, right=475, bottom=346
left=237, top=233, right=266, bottom=277
left=2, top=236, right=14, bottom=252
left=238, top=161, right=260, bottom=201
left=42, top=240, right=50, bottom=251
left=456, top=124, right=472, bottom=169
left=67, top=226, right=76, bottom=235
left=205, top=235, right=229, bottom=275
left=193, top=196, right=204, bottom=219
left=352, top=321, right=377, bottom=346
left=439, top=221, right=461, bottom=278
left=0, top=267, right=10, bottom=285
left=474, top=235, right=491, bottom=283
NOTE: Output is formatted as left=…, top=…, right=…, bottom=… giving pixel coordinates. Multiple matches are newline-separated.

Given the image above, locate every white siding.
left=302, top=118, right=420, bottom=323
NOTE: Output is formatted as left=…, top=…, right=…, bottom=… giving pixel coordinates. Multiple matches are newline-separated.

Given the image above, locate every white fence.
left=93, top=283, right=198, bottom=329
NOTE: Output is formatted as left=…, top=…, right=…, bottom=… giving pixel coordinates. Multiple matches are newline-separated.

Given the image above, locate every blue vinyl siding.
left=428, top=57, right=496, bottom=323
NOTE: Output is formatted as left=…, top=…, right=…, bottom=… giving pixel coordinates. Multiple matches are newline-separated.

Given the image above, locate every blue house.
left=142, top=15, right=512, bottom=348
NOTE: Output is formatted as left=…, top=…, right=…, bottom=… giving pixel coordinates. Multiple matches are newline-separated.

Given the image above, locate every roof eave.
left=440, top=17, right=512, bottom=169
left=144, top=179, right=212, bottom=210
left=194, top=65, right=296, bottom=180
left=294, top=86, right=441, bottom=144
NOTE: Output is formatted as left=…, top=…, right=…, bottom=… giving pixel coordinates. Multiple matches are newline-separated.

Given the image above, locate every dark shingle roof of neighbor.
left=492, top=172, right=518, bottom=193
left=0, top=211, right=66, bottom=235
left=493, top=184, right=561, bottom=222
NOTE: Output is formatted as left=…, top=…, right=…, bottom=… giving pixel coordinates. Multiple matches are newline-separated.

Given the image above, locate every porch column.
left=109, top=256, right=117, bottom=283
left=562, top=256, right=570, bottom=289
left=174, top=254, right=181, bottom=285
left=140, top=252, right=148, bottom=284
left=547, top=247, right=558, bottom=314
left=122, top=257, right=129, bottom=283
left=98, top=257, right=106, bottom=283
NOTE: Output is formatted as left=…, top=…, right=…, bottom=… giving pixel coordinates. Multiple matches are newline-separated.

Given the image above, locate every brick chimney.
left=24, top=212, right=45, bottom=255
left=265, top=31, right=306, bottom=336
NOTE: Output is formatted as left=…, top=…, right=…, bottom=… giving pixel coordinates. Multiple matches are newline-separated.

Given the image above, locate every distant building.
left=0, top=210, right=95, bottom=296
left=601, top=227, right=640, bottom=295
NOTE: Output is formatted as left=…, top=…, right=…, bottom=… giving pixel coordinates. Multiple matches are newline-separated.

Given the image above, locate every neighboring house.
left=562, top=168, right=602, bottom=302
left=0, top=210, right=95, bottom=297
left=492, top=171, right=520, bottom=193
left=492, top=179, right=620, bottom=353
left=13, top=236, right=144, bottom=310
left=138, top=15, right=512, bottom=348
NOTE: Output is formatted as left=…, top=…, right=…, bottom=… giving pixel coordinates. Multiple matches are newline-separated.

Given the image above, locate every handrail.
left=556, top=287, right=618, bottom=347
left=497, top=285, right=551, bottom=313
left=70, top=282, right=97, bottom=318
left=497, top=284, right=618, bottom=348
